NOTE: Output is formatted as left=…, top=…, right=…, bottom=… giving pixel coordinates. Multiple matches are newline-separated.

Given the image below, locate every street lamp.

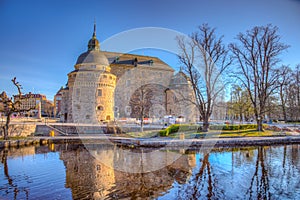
left=257, top=116, right=261, bottom=131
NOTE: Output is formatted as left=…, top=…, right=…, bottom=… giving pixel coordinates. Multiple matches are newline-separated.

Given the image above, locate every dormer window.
left=149, top=60, right=153, bottom=66
left=133, top=58, right=138, bottom=67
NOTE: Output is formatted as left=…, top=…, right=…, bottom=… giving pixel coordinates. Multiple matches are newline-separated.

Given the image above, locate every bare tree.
left=229, top=24, right=289, bottom=131
left=177, top=24, right=232, bottom=131
left=284, top=64, right=300, bottom=121
left=276, top=65, right=292, bottom=122
left=228, top=85, right=253, bottom=122
left=291, top=64, right=300, bottom=121
left=129, top=84, right=154, bottom=132
left=0, top=77, right=33, bottom=140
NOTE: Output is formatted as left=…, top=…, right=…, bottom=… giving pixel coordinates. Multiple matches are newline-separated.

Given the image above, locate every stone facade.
left=6, top=124, right=36, bottom=137
left=12, top=93, right=54, bottom=117
left=60, top=25, right=196, bottom=123
left=53, top=88, right=63, bottom=117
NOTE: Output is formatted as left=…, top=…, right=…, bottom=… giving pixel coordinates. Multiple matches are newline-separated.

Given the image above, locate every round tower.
left=95, top=66, right=116, bottom=122
left=68, top=23, right=116, bottom=123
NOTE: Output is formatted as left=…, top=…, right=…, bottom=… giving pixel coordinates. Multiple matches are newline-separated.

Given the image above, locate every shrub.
left=158, top=123, right=266, bottom=137
left=158, top=124, right=199, bottom=136
left=169, top=124, right=180, bottom=133
left=159, top=129, right=168, bottom=137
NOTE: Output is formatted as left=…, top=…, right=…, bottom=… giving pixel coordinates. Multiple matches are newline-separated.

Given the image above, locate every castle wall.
left=114, top=66, right=173, bottom=119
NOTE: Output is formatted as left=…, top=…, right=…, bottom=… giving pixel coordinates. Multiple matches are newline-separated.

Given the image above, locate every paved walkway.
left=33, top=135, right=300, bottom=147
left=2, top=135, right=300, bottom=149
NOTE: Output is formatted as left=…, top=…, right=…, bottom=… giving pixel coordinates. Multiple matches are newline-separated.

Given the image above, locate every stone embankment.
left=0, top=138, right=49, bottom=149
left=1, top=135, right=300, bottom=150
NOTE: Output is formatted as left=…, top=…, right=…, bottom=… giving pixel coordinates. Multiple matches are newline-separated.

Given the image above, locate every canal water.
left=0, top=143, right=299, bottom=199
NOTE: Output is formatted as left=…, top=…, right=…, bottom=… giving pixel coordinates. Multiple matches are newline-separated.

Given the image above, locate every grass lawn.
left=167, top=129, right=288, bottom=139
left=122, top=130, right=159, bottom=138
left=109, top=126, right=293, bottom=139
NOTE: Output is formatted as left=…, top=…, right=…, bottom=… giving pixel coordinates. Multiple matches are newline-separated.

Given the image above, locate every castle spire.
left=93, top=19, right=96, bottom=38
left=88, top=21, right=100, bottom=51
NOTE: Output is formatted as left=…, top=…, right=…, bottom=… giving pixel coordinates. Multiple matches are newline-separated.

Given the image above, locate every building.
left=60, top=24, right=195, bottom=123
left=0, top=101, right=4, bottom=117
left=42, top=99, right=54, bottom=117
left=13, top=92, right=54, bottom=117
left=54, top=87, right=63, bottom=118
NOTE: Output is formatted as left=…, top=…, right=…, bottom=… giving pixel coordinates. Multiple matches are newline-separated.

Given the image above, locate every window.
left=97, top=105, right=104, bottom=111
left=76, top=88, right=80, bottom=96
left=106, top=115, right=111, bottom=121
left=97, top=89, right=102, bottom=97
left=125, top=106, right=132, bottom=116
left=149, top=59, right=153, bottom=66
left=126, top=80, right=131, bottom=86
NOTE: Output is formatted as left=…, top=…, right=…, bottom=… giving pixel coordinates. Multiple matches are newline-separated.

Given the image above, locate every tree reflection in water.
left=0, top=149, right=29, bottom=200
left=176, top=153, right=221, bottom=200
left=246, top=146, right=270, bottom=199
left=173, top=145, right=300, bottom=200
left=1, top=144, right=300, bottom=199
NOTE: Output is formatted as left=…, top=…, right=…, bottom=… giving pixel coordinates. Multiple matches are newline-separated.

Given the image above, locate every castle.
left=59, top=24, right=196, bottom=124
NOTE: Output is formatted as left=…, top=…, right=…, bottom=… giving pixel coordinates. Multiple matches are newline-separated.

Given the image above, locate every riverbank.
left=1, top=135, right=300, bottom=149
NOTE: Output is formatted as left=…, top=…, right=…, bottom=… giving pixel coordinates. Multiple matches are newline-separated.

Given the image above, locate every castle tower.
left=95, top=66, right=116, bottom=122
left=66, top=23, right=116, bottom=123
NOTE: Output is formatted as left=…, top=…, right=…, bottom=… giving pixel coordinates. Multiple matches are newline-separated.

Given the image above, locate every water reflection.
left=174, top=146, right=300, bottom=200
left=0, top=147, right=34, bottom=199
left=0, top=144, right=300, bottom=199
left=60, top=145, right=195, bottom=199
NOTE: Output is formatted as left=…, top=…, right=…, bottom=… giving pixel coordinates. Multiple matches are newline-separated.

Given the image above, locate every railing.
left=45, top=124, right=69, bottom=136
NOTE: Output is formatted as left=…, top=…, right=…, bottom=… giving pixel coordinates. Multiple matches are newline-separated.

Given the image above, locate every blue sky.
left=0, top=0, right=300, bottom=100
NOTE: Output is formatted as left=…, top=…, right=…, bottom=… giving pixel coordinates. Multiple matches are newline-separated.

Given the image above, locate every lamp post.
left=164, top=88, right=170, bottom=115
left=257, top=116, right=261, bottom=131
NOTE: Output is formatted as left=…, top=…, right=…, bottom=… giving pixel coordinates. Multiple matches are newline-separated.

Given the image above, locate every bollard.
left=179, top=133, right=185, bottom=140
left=49, top=130, right=55, bottom=137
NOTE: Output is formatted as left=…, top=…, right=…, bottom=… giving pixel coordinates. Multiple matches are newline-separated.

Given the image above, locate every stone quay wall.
left=1, top=124, right=37, bottom=137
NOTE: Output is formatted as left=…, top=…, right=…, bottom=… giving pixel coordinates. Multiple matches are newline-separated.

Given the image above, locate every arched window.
left=97, top=105, right=104, bottom=111
left=106, top=115, right=111, bottom=121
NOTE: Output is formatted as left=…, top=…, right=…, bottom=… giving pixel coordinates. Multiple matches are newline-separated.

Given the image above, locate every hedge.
left=159, top=124, right=198, bottom=136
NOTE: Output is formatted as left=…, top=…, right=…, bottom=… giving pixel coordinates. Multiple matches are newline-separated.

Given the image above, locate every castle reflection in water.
left=1, top=143, right=300, bottom=199
left=60, top=144, right=196, bottom=199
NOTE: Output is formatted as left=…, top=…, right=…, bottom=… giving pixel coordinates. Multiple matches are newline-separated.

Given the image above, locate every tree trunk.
left=282, top=105, right=287, bottom=123
left=257, top=118, right=263, bottom=132
left=3, top=114, right=11, bottom=140
left=202, top=116, right=209, bottom=132
left=140, top=118, right=144, bottom=132
left=279, top=86, right=287, bottom=123
left=4, top=127, right=8, bottom=140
